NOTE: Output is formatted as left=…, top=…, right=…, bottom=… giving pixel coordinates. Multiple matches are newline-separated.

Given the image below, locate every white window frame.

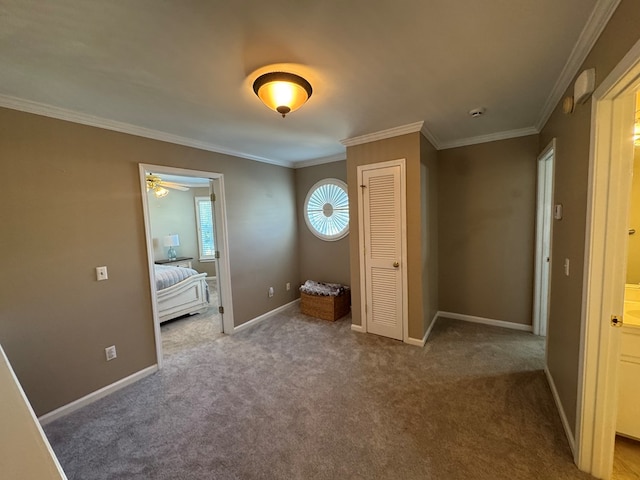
left=194, top=196, right=215, bottom=262
left=304, top=178, right=349, bottom=241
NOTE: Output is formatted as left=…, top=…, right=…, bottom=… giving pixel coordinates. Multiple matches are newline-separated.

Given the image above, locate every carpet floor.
left=44, top=307, right=594, bottom=480
left=161, top=306, right=223, bottom=357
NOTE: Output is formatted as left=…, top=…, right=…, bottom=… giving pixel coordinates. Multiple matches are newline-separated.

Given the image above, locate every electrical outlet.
left=105, top=345, right=117, bottom=361
left=286, top=282, right=291, bottom=291
left=268, top=286, right=274, bottom=298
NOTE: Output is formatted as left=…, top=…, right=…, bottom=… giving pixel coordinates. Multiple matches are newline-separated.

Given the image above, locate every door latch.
left=611, top=315, right=623, bottom=327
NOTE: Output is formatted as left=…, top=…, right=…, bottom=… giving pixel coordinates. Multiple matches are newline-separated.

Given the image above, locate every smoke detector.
left=469, top=107, right=486, bottom=118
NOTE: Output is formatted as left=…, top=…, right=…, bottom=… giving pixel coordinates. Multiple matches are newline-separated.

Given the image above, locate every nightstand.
left=154, top=257, right=193, bottom=269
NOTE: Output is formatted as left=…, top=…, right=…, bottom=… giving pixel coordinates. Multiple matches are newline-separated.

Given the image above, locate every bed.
left=154, top=265, right=209, bottom=323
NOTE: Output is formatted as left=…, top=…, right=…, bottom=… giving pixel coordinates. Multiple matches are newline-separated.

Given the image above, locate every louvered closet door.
left=362, top=165, right=403, bottom=340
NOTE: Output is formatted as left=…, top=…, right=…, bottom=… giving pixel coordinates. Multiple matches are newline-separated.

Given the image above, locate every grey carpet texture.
left=44, top=307, right=594, bottom=480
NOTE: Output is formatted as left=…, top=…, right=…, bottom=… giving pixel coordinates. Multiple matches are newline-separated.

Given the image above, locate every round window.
left=304, top=179, right=349, bottom=241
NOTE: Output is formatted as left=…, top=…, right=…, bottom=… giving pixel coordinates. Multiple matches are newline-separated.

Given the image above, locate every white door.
left=359, top=162, right=405, bottom=340
left=209, top=177, right=235, bottom=335
left=533, top=142, right=555, bottom=337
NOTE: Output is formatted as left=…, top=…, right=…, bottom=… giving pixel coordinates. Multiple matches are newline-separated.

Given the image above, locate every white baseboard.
left=233, top=299, right=300, bottom=333
left=38, top=364, right=158, bottom=426
left=350, top=324, right=365, bottom=333
left=405, top=313, right=439, bottom=347
left=437, top=311, right=533, bottom=332
left=545, top=366, right=577, bottom=456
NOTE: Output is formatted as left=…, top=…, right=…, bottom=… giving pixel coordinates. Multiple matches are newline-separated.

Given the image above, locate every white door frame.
left=576, top=38, right=640, bottom=478
left=138, top=164, right=235, bottom=369
left=533, top=139, right=556, bottom=337
left=357, top=158, right=408, bottom=342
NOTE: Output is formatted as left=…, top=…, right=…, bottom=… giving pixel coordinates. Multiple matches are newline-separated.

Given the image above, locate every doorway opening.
left=533, top=139, right=556, bottom=339
left=612, top=94, right=640, bottom=476
left=139, top=164, right=234, bottom=368
left=576, top=38, right=640, bottom=479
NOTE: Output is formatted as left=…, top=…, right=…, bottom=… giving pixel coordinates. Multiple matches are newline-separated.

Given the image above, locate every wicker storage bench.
left=300, top=290, right=351, bottom=321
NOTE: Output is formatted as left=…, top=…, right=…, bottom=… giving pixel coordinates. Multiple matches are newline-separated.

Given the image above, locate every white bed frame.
left=157, top=273, right=209, bottom=323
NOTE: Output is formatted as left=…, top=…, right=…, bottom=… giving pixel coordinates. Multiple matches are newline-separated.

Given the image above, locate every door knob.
left=393, top=261, right=399, bottom=268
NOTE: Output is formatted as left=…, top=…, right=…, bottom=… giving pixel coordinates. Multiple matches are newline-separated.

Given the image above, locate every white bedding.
left=154, top=265, right=199, bottom=291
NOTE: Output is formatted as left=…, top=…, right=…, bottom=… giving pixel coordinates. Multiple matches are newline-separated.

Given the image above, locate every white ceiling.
left=0, top=0, right=617, bottom=167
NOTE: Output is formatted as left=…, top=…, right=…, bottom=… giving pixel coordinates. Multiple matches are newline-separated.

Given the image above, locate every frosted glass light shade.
left=253, top=72, right=312, bottom=117
left=154, top=187, right=169, bottom=198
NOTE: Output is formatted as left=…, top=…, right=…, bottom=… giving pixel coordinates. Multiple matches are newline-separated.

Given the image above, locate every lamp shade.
left=164, top=234, right=180, bottom=247
left=253, top=72, right=312, bottom=117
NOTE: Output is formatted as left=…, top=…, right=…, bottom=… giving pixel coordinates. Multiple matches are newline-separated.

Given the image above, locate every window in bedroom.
left=304, top=178, right=349, bottom=241
left=195, top=196, right=216, bottom=261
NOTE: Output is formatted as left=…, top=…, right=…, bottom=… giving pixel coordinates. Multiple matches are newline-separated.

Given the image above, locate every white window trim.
left=304, top=178, right=349, bottom=241
left=194, top=196, right=215, bottom=262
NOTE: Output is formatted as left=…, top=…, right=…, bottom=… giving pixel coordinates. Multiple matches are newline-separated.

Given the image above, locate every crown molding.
left=293, top=152, right=346, bottom=169
left=340, top=121, right=424, bottom=147
left=535, top=0, right=621, bottom=131
left=439, top=126, right=539, bottom=150
left=419, top=123, right=442, bottom=150
left=0, top=94, right=294, bottom=168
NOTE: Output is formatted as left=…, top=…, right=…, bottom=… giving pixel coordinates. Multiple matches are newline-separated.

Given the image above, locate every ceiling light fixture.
left=154, top=187, right=169, bottom=198
left=252, top=72, right=313, bottom=118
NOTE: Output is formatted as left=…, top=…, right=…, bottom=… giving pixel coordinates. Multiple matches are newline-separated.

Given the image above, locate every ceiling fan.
left=146, top=174, right=190, bottom=198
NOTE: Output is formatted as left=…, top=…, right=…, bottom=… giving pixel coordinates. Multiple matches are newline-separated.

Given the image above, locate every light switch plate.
left=554, top=204, right=563, bottom=220
left=96, top=266, right=108, bottom=281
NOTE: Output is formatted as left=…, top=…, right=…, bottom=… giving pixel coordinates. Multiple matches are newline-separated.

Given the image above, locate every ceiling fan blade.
left=162, top=182, right=189, bottom=191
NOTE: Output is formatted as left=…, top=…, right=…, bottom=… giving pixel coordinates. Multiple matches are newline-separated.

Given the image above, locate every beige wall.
left=539, top=0, right=640, bottom=435
left=421, top=136, right=439, bottom=333
left=347, top=132, right=434, bottom=340
left=438, top=135, right=538, bottom=325
left=295, top=161, right=350, bottom=287
left=0, top=107, right=299, bottom=415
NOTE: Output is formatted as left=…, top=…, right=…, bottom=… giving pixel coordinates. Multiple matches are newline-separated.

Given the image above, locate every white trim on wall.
left=405, top=313, right=439, bottom=347
left=535, top=0, right=622, bottom=131
left=350, top=324, right=366, bottom=333
left=294, top=153, right=347, bottom=169
left=438, top=127, right=539, bottom=150
left=545, top=366, right=577, bottom=456
left=0, top=94, right=292, bottom=168
left=437, top=311, right=533, bottom=332
left=38, top=365, right=158, bottom=426
left=341, top=122, right=425, bottom=147
left=575, top=37, right=640, bottom=477
left=234, top=299, right=301, bottom=333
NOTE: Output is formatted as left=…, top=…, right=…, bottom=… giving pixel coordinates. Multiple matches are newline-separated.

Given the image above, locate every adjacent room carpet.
left=160, top=306, right=223, bottom=357
left=44, top=308, right=594, bottom=480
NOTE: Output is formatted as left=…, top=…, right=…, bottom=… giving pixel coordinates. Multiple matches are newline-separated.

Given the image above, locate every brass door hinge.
left=219, top=306, right=224, bottom=314
left=210, top=193, right=216, bottom=202
left=215, top=251, right=220, bottom=259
